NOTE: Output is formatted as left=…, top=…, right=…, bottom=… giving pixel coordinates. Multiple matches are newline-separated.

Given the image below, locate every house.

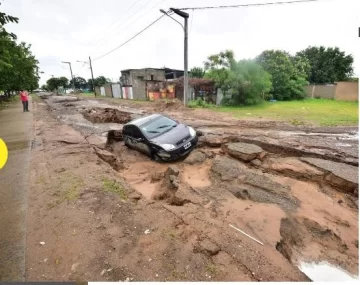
left=173, top=77, right=215, bottom=103
left=120, top=67, right=184, bottom=100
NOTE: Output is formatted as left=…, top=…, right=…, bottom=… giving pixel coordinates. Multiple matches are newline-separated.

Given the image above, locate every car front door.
left=128, top=126, right=151, bottom=156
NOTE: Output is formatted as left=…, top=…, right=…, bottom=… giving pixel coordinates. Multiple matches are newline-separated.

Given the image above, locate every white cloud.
left=2, top=0, right=359, bottom=85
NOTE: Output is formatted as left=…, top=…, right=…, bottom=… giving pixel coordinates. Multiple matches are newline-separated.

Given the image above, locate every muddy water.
left=182, top=162, right=212, bottom=188
left=122, top=161, right=168, bottom=199
left=299, top=261, right=358, bottom=281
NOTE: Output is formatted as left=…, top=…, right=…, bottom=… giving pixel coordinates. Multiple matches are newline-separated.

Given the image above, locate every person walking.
left=20, top=90, right=29, bottom=112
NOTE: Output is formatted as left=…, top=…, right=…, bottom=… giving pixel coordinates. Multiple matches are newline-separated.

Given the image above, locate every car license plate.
left=184, top=142, right=191, bottom=150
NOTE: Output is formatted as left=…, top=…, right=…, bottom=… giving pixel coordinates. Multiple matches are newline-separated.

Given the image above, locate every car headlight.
left=160, top=144, right=176, bottom=151
left=189, top=127, right=196, bottom=137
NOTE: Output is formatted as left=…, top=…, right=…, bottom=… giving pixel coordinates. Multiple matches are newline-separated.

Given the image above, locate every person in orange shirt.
left=20, top=90, right=29, bottom=112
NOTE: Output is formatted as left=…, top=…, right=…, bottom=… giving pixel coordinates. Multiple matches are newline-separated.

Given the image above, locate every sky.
left=2, top=0, right=360, bottom=85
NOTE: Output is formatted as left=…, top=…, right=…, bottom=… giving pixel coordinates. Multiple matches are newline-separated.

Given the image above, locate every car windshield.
left=140, top=116, right=177, bottom=139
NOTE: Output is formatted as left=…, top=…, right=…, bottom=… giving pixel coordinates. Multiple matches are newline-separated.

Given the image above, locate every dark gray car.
left=122, top=114, right=198, bottom=161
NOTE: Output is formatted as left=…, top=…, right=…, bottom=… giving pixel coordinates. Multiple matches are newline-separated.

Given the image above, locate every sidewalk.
left=0, top=97, right=33, bottom=281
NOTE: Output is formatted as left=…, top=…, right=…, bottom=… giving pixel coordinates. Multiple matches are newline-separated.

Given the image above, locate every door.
left=126, top=126, right=150, bottom=156
left=112, top=84, right=121, bottom=98
left=100, top=86, right=106, bottom=96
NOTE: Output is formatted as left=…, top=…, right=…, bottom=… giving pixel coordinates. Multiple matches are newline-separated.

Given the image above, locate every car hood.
left=150, top=124, right=191, bottom=146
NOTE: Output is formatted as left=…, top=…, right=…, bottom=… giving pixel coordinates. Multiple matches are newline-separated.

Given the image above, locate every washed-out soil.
left=25, top=95, right=358, bottom=282
left=83, top=107, right=131, bottom=124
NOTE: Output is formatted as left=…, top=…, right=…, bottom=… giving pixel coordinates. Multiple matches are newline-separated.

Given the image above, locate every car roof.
left=127, top=113, right=163, bottom=127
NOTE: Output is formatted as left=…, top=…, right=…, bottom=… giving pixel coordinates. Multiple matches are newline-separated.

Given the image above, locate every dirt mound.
left=153, top=99, right=185, bottom=111
left=83, top=108, right=131, bottom=124
left=276, top=217, right=358, bottom=276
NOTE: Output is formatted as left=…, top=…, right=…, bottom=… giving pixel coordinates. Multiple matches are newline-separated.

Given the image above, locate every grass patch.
left=47, top=172, right=84, bottom=209
left=0, top=95, right=18, bottom=109
left=101, top=177, right=127, bottom=200
left=205, top=263, right=217, bottom=274
left=215, top=98, right=358, bottom=126
left=188, top=98, right=215, bottom=109
left=31, top=93, right=41, bottom=102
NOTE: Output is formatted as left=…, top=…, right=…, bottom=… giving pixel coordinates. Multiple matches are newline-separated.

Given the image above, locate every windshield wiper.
left=147, top=130, right=160, bottom=134
left=157, top=124, right=177, bottom=129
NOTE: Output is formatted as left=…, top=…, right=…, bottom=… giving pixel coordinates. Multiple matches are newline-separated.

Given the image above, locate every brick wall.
left=305, top=82, right=358, bottom=101
left=335, top=82, right=359, bottom=101
left=305, top=85, right=336, bottom=99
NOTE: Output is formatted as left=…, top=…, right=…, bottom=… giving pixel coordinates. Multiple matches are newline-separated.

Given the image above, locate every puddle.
left=299, top=261, right=358, bottom=281
left=122, top=162, right=168, bottom=199
left=183, top=162, right=212, bottom=188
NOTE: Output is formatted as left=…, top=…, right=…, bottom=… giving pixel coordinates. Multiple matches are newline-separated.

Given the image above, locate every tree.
left=256, top=50, right=308, bottom=100
left=190, top=67, right=205, bottom=78
left=296, top=46, right=354, bottom=84
left=0, top=4, right=39, bottom=94
left=0, top=1, right=19, bottom=39
left=204, top=50, right=236, bottom=94
left=204, top=50, right=272, bottom=106
left=93, top=76, right=108, bottom=87
left=229, top=60, right=272, bottom=105
left=69, top=76, right=87, bottom=89
left=0, top=36, right=40, bottom=94
left=46, top=77, right=68, bottom=91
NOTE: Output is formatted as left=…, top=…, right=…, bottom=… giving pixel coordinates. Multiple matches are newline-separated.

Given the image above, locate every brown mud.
left=24, top=94, right=358, bottom=282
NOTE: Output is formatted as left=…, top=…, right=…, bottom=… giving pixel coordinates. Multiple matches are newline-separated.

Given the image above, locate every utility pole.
left=89, top=56, right=96, bottom=97
left=77, top=57, right=96, bottom=97
left=62, top=61, right=75, bottom=90
left=160, top=8, right=189, bottom=106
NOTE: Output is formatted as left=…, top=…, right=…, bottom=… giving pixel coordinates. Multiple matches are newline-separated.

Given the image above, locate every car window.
left=132, top=127, right=143, bottom=139
left=140, top=116, right=177, bottom=139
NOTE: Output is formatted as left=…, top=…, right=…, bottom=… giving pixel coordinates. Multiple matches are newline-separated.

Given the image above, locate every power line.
left=95, top=0, right=166, bottom=49
left=93, top=14, right=165, bottom=62
left=90, top=0, right=146, bottom=47
left=178, top=0, right=321, bottom=10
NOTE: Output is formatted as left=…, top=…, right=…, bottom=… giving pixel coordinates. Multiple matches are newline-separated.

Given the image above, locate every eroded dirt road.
left=24, top=94, right=358, bottom=281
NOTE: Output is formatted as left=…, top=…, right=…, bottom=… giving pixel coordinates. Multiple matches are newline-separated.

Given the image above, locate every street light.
left=62, top=61, right=75, bottom=90
left=160, top=8, right=189, bottom=106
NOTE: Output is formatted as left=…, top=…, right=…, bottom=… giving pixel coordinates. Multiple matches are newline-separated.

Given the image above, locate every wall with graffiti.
left=146, top=82, right=175, bottom=101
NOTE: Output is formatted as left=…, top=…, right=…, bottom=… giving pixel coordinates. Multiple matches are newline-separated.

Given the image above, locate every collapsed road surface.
left=23, top=94, right=358, bottom=281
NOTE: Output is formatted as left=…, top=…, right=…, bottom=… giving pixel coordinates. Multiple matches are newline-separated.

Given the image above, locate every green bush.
left=188, top=97, right=214, bottom=108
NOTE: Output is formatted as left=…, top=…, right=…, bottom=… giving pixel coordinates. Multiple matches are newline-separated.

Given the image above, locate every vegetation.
left=204, top=50, right=272, bottom=105
left=102, top=177, right=127, bottom=200
left=296, top=46, right=354, bottom=84
left=189, top=67, right=205, bottom=78
left=256, top=50, right=308, bottom=101
left=46, top=76, right=68, bottom=91
left=188, top=98, right=214, bottom=108
left=0, top=1, right=18, bottom=39
left=215, top=99, right=358, bottom=126
left=69, top=76, right=87, bottom=89
left=0, top=2, right=39, bottom=94
left=87, top=76, right=109, bottom=91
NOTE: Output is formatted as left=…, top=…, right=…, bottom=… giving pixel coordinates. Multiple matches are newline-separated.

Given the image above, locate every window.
left=132, top=127, right=143, bottom=139
left=137, top=76, right=144, bottom=80
left=140, top=116, right=177, bottom=139
left=150, top=75, right=154, bottom=81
